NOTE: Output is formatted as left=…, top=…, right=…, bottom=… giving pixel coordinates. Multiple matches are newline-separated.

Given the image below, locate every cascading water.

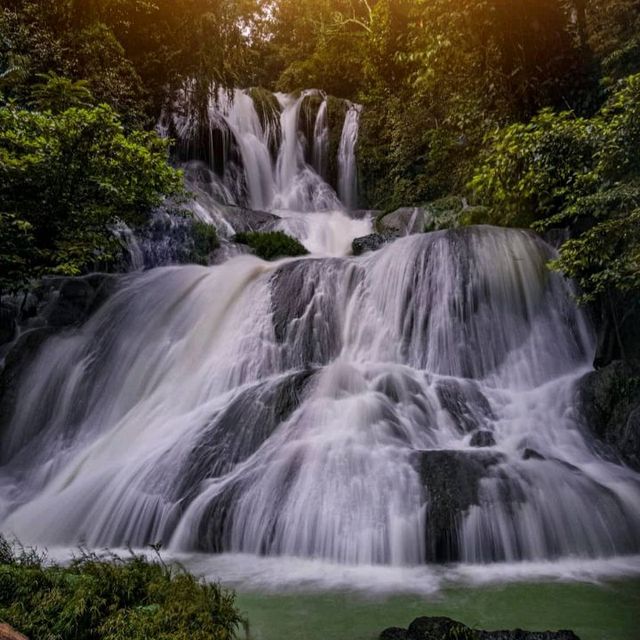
left=1, top=86, right=639, bottom=580
left=1, top=227, right=639, bottom=566
left=164, top=88, right=357, bottom=218
left=337, top=103, right=361, bottom=209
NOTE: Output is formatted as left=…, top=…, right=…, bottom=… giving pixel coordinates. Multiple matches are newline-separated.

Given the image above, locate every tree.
left=0, top=103, right=182, bottom=290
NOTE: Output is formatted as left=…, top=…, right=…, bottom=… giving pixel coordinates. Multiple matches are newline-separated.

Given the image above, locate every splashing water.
left=1, top=227, right=639, bottom=567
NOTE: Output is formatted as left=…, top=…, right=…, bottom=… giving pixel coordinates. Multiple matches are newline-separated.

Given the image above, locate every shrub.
left=0, top=103, right=183, bottom=291
left=190, top=221, right=219, bottom=265
left=0, top=536, right=243, bottom=640
left=234, top=230, right=309, bottom=261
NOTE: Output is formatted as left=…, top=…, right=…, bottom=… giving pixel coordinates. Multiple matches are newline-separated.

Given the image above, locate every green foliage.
left=0, top=536, right=243, bottom=640
left=234, top=231, right=309, bottom=261
left=0, top=103, right=182, bottom=290
left=472, top=73, right=640, bottom=302
left=0, top=0, right=258, bottom=120
left=29, top=72, right=95, bottom=112
left=190, top=221, right=219, bottom=266
left=470, top=110, right=598, bottom=227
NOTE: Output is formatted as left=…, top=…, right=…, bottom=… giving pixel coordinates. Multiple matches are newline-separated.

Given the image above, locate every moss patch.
left=233, top=231, right=309, bottom=261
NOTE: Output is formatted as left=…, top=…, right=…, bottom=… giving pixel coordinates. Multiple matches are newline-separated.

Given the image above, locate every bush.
left=471, top=73, right=640, bottom=303
left=190, top=221, right=219, bottom=265
left=0, top=103, right=183, bottom=292
left=233, top=230, right=309, bottom=261
left=0, top=536, right=243, bottom=640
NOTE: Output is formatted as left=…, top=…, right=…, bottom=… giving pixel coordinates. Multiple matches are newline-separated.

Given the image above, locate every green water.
left=236, top=580, right=640, bottom=640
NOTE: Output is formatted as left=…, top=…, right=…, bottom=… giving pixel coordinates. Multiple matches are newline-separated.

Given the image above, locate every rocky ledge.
left=577, top=359, right=640, bottom=471
left=381, top=616, right=580, bottom=640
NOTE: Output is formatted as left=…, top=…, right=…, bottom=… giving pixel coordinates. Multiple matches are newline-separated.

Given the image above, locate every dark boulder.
left=577, top=360, right=640, bottom=470
left=220, top=205, right=280, bottom=234
left=352, top=232, right=398, bottom=256
left=382, top=616, right=580, bottom=640
left=415, top=449, right=505, bottom=562
left=470, top=430, right=496, bottom=447
left=435, top=379, right=495, bottom=434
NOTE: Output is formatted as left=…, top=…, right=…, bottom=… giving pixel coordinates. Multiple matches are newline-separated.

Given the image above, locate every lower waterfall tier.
left=1, top=226, right=639, bottom=564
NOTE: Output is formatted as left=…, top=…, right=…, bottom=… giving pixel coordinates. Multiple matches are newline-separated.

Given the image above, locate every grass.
left=0, top=536, right=244, bottom=640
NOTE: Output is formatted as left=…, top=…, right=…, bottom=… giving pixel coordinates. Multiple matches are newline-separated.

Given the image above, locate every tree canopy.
left=0, top=0, right=639, bottom=310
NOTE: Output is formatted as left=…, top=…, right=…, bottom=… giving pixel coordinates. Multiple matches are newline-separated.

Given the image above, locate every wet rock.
left=436, top=379, right=495, bottom=434
left=352, top=232, right=397, bottom=256
left=523, top=448, right=545, bottom=461
left=470, top=430, right=496, bottom=447
left=219, top=205, right=280, bottom=234
left=415, top=450, right=505, bottom=562
left=378, top=207, right=427, bottom=235
left=269, top=258, right=358, bottom=366
left=382, top=616, right=581, bottom=640
left=577, top=360, right=640, bottom=470
left=380, top=628, right=409, bottom=640
left=190, top=371, right=317, bottom=552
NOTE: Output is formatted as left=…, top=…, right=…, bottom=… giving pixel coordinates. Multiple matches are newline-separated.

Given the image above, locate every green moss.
left=234, top=231, right=309, bottom=261
left=190, top=221, right=219, bottom=265
left=0, top=536, right=243, bottom=640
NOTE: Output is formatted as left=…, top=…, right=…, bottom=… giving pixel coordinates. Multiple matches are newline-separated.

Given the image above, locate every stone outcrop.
left=414, top=450, right=505, bottom=562
left=378, top=207, right=427, bottom=235
left=577, top=360, right=640, bottom=471
left=381, top=616, right=580, bottom=640
left=352, top=232, right=398, bottom=255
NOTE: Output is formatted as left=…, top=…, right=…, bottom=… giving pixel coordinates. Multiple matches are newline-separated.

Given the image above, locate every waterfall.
left=162, top=88, right=358, bottom=214
left=312, top=98, right=329, bottom=180
left=2, top=227, right=639, bottom=564
left=337, top=103, right=362, bottom=209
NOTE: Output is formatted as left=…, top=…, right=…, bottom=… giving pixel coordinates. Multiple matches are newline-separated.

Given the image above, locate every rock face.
left=352, top=232, right=398, bottom=255
left=415, top=450, right=505, bottom=562
left=378, top=207, right=427, bottom=235
left=470, top=430, right=496, bottom=447
left=219, top=205, right=280, bottom=234
left=577, top=360, right=640, bottom=471
left=381, top=616, right=581, bottom=640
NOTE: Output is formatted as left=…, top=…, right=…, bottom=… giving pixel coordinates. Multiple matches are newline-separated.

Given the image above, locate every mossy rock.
left=233, top=231, right=309, bottom=261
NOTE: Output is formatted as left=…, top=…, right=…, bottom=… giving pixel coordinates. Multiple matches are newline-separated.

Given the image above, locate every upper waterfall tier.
left=160, top=88, right=362, bottom=213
